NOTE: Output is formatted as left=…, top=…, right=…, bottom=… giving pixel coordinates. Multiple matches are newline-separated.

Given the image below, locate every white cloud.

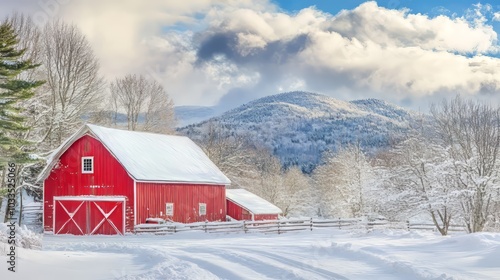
left=2, top=0, right=500, bottom=109
left=329, top=2, right=497, bottom=54
left=187, top=1, right=500, bottom=106
left=494, top=12, right=500, bottom=22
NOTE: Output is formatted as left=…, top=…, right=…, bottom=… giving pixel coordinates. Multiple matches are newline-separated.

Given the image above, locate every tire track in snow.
left=178, top=247, right=306, bottom=279
left=325, top=243, right=455, bottom=280
left=234, top=247, right=348, bottom=280
left=173, top=253, right=267, bottom=280
left=181, top=246, right=348, bottom=280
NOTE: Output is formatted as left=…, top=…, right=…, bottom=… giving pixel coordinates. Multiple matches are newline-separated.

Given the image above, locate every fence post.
left=278, top=220, right=281, bottom=234
left=243, top=220, right=247, bottom=234
left=310, top=217, right=313, bottom=231
left=406, top=220, right=410, bottom=231
left=338, top=217, right=341, bottom=229
left=204, top=221, right=208, bottom=233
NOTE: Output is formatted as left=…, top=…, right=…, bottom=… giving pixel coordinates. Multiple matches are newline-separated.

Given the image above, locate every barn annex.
left=226, top=189, right=282, bottom=221
left=38, top=124, right=231, bottom=235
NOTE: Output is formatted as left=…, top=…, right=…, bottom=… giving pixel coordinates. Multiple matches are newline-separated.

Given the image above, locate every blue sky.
left=274, top=0, right=495, bottom=16
left=274, top=0, right=500, bottom=41
left=2, top=0, right=500, bottom=110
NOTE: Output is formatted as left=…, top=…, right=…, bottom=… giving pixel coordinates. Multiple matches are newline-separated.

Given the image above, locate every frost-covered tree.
left=375, top=126, right=459, bottom=235
left=314, top=145, right=373, bottom=218
left=431, top=97, right=500, bottom=233
left=251, top=148, right=283, bottom=205
left=107, top=74, right=175, bottom=134
left=279, top=166, right=313, bottom=217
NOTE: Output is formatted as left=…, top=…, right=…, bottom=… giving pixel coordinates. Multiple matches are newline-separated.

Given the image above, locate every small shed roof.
left=38, top=124, right=231, bottom=185
left=226, top=189, right=282, bottom=215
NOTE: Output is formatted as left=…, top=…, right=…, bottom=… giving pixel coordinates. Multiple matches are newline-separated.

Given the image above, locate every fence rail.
left=134, top=218, right=466, bottom=235
left=21, top=203, right=43, bottom=225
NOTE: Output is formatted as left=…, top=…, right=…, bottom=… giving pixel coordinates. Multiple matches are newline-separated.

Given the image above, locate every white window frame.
left=165, top=203, right=174, bottom=216
left=82, top=156, right=94, bottom=174
left=199, top=203, right=207, bottom=216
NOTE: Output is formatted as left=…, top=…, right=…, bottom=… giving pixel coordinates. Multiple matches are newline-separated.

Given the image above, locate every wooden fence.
left=21, top=202, right=43, bottom=228
left=134, top=218, right=466, bottom=235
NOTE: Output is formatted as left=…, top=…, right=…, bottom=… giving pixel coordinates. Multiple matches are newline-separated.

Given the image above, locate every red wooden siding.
left=136, top=182, right=226, bottom=224
left=226, top=199, right=279, bottom=221
left=226, top=199, right=252, bottom=220
left=253, top=214, right=279, bottom=221
left=44, top=135, right=135, bottom=233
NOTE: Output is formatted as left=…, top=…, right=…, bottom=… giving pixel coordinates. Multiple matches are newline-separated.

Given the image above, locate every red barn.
left=38, top=124, right=230, bottom=235
left=226, top=189, right=282, bottom=221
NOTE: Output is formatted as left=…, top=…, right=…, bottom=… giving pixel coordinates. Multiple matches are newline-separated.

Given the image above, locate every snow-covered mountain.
left=179, top=91, right=416, bottom=173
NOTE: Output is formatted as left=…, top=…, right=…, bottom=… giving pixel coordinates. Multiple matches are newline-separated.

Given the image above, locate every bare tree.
left=197, top=121, right=257, bottom=187
left=42, top=20, right=105, bottom=146
left=431, top=96, right=500, bottom=233
left=109, top=74, right=175, bottom=134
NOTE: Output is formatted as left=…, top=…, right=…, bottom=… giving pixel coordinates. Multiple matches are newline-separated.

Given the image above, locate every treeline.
left=199, top=97, right=500, bottom=235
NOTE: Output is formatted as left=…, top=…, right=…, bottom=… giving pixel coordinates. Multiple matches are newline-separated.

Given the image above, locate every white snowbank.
left=0, top=223, right=42, bottom=251
left=1, top=229, right=499, bottom=279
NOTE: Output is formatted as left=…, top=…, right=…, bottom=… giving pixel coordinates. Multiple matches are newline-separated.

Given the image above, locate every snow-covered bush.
left=0, top=223, right=42, bottom=250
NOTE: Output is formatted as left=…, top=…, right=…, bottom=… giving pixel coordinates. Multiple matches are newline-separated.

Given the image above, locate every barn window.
left=82, top=157, right=94, bottom=174
left=166, top=203, right=174, bottom=216
left=199, top=203, right=207, bottom=215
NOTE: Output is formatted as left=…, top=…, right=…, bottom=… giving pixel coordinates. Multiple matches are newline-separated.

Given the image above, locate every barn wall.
left=44, top=135, right=135, bottom=232
left=136, top=183, right=226, bottom=224
left=253, top=214, right=279, bottom=221
left=226, top=199, right=252, bottom=221
left=226, top=200, right=279, bottom=221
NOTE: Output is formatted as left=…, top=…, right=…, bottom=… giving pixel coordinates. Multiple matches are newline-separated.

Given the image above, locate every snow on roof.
left=226, top=189, right=282, bottom=215
left=38, top=124, right=231, bottom=185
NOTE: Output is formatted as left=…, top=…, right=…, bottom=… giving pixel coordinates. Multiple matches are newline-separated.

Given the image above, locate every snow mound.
left=0, top=223, right=42, bottom=250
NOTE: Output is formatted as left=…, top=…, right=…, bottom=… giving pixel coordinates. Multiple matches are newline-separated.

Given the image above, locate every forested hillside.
left=180, top=91, right=416, bottom=172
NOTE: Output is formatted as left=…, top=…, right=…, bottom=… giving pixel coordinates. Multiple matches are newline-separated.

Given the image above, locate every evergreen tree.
left=0, top=21, right=43, bottom=164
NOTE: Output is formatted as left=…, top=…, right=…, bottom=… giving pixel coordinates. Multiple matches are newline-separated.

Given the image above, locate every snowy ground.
left=1, top=228, right=499, bottom=280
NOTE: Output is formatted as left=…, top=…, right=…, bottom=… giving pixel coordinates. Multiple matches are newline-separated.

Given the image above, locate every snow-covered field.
left=1, top=229, right=499, bottom=280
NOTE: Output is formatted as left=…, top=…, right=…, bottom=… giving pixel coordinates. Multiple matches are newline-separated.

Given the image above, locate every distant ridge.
left=179, top=91, right=415, bottom=173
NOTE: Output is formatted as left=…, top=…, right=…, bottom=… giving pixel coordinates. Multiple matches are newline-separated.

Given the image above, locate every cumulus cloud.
left=2, top=0, right=500, bottom=110
left=176, top=1, right=500, bottom=108
left=329, top=2, right=497, bottom=54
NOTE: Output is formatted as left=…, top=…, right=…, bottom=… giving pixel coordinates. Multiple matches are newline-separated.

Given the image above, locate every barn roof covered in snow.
left=38, top=124, right=231, bottom=185
left=226, top=189, right=282, bottom=215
